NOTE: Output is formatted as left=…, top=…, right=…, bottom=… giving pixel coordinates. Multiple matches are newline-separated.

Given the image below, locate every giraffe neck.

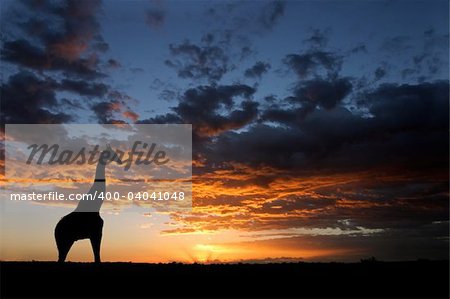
left=94, top=159, right=106, bottom=182
left=74, top=155, right=108, bottom=213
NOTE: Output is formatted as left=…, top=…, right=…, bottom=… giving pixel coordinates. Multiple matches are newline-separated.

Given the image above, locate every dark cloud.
left=205, top=1, right=285, bottom=35
left=305, top=28, right=330, bottom=48
left=159, top=89, right=179, bottom=102
left=138, top=113, right=182, bottom=124
left=374, top=67, right=387, bottom=80
left=350, top=44, right=367, bottom=54
left=59, top=79, right=109, bottom=97
left=165, top=39, right=231, bottom=81
left=92, top=39, right=109, bottom=53
left=107, top=90, right=135, bottom=103
left=1, top=71, right=73, bottom=124
left=145, top=9, right=165, bottom=29
left=263, top=95, right=278, bottom=103
left=91, top=101, right=122, bottom=124
left=93, top=91, right=139, bottom=123
left=284, top=51, right=342, bottom=79
left=0, top=0, right=137, bottom=125
left=106, top=59, right=121, bottom=69
left=261, top=107, right=300, bottom=125
left=404, top=31, right=449, bottom=81
left=164, top=1, right=285, bottom=85
left=197, top=1, right=285, bottom=76
left=2, top=39, right=104, bottom=79
left=140, top=84, right=258, bottom=137
left=174, top=84, right=257, bottom=136
left=150, top=79, right=181, bottom=101
left=60, top=98, right=85, bottom=110
left=401, top=68, right=416, bottom=79
left=259, top=1, right=285, bottom=29
left=239, top=46, right=254, bottom=60
left=244, top=61, right=271, bottom=79
left=261, top=77, right=352, bottom=125
left=291, top=78, right=353, bottom=110
left=204, top=81, right=449, bottom=173
left=2, top=0, right=107, bottom=79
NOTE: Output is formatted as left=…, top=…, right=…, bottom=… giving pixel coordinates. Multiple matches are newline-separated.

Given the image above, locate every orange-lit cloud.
left=123, top=110, right=139, bottom=122
left=162, top=163, right=448, bottom=238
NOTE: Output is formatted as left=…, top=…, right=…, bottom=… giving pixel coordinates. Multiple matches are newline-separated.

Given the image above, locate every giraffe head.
left=100, top=143, right=123, bottom=165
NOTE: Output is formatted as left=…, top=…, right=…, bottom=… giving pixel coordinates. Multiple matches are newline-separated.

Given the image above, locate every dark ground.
left=1, top=260, right=449, bottom=298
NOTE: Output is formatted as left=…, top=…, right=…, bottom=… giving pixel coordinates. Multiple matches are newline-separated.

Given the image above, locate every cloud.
left=164, top=166, right=448, bottom=240
left=206, top=81, right=449, bottom=173
left=161, top=94, right=449, bottom=243
left=0, top=0, right=137, bottom=125
left=163, top=1, right=285, bottom=83
left=205, top=1, right=285, bottom=35
left=2, top=0, right=107, bottom=79
left=374, top=67, right=386, bottom=81
left=139, top=84, right=258, bottom=137
left=192, top=2, right=285, bottom=80
left=89, top=90, right=139, bottom=124
left=305, top=28, right=330, bottom=48
left=259, top=1, right=285, bottom=29
left=261, top=77, right=352, bottom=125
left=401, top=31, right=450, bottom=81
left=165, top=38, right=231, bottom=81
left=145, top=9, right=165, bottom=29
left=284, top=50, right=342, bottom=79
left=159, top=89, right=179, bottom=102
left=138, top=113, right=182, bottom=124
left=0, top=71, right=136, bottom=125
left=244, top=61, right=271, bottom=79
left=123, top=110, right=139, bottom=122
left=1, top=71, right=73, bottom=124
left=91, top=101, right=123, bottom=124
left=106, top=59, right=121, bottom=69
left=174, top=84, right=257, bottom=137
left=2, top=39, right=104, bottom=79
left=291, top=78, right=353, bottom=110
left=349, top=44, right=367, bottom=54
left=59, top=79, right=109, bottom=97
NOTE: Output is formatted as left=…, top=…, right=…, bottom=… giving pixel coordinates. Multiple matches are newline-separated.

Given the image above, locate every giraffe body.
left=55, top=212, right=104, bottom=262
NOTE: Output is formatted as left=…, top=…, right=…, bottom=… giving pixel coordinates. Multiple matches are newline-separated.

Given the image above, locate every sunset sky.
left=0, top=0, right=449, bottom=263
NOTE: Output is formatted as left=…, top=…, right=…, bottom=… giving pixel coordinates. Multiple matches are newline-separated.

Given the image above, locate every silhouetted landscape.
left=1, top=260, right=448, bottom=298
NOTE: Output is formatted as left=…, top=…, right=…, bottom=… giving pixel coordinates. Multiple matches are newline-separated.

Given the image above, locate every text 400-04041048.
left=127, top=191, right=184, bottom=201
left=87, top=191, right=185, bottom=201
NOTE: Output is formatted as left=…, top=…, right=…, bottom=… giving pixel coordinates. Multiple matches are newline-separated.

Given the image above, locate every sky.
left=0, top=0, right=449, bottom=263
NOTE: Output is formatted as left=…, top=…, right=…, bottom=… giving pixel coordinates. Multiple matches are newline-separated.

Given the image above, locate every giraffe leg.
left=90, top=233, right=102, bottom=263
left=57, top=238, right=74, bottom=263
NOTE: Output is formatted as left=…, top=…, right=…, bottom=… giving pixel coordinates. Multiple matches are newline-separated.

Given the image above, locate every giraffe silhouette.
left=55, top=144, right=122, bottom=263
